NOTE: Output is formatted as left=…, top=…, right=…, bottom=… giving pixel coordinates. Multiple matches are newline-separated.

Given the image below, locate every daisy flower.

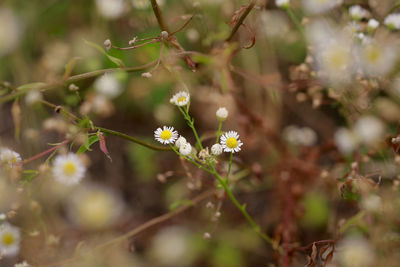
left=367, top=19, right=379, bottom=31
left=154, top=126, right=178, bottom=144
left=52, top=153, right=86, bottom=186
left=0, top=148, right=22, bottom=168
left=170, top=91, right=190, bottom=106
left=175, top=136, right=187, bottom=149
left=0, top=222, right=21, bottom=256
left=179, top=143, right=192, bottom=156
left=220, top=131, right=243, bottom=153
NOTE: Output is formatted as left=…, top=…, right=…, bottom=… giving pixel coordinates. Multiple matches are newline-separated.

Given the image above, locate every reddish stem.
left=21, top=139, right=70, bottom=165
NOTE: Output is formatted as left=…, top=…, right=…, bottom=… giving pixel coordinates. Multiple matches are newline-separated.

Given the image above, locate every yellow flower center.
left=2, top=233, right=15, bottom=246
left=177, top=96, right=186, bottom=103
left=160, top=130, right=172, bottom=140
left=365, top=45, right=381, bottom=63
left=226, top=137, right=238, bottom=149
left=63, top=162, right=77, bottom=176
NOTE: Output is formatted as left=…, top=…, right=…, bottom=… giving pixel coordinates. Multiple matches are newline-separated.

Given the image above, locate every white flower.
left=15, top=261, right=30, bottom=267
left=0, top=222, right=20, bottom=256
left=384, top=13, right=400, bottom=30
left=216, top=107, right=228, bottom=121
left=52, top=153, right=86, bottom=186
left=0, top=214, right=6, bottom=221
left=175, top=136, right=187, bottom=149
left=67, top=184, right=124, bottom=230
left=154, top=126, right=178, bottom=144
left=220, top=131, right=243, bottom=153
left=354, top=116, right=384, bottom=144
left=0, top=148, right=22, bottom=168
left=276, top=0, right=290, bottom=8
left=179, top=143, right=192, bottom=156
left=94, top=73, right=123, bottom=99
left=358, top=41, right=397, bottom=77
left=367, top=19, right=379, bottom=30
left=170, top=91, right=190, bottom=106
left=302, top=0, right=341, bottom=14
left=361, top=195, right=381, bottom=213
left=334, top=128, right=359, bottom=155
left=211, top=144, right=223, bottom=156
left=25, top=90, right=43, bottom=106
left=349, top=5, right=370, bottom=21
left=337, top=236, right=375, bottom=267
left=95, top=0, right=125, bottom=19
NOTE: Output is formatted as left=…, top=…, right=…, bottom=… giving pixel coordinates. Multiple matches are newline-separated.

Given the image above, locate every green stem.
left=178, top=106, right=203, bottom=150
left=97, top=127, right=171, bottom=151
left=385, top=1, right=400, bottom=18
left=226, top=152, right=233, bottom=183
left=169, top=145, right=213, bottom=174
left=286, top=7, right=305, bottom=38
left=216, top=121, right=223, bottom=143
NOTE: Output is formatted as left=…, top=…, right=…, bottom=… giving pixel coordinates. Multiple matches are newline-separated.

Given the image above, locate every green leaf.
left=17, top=82, right=47, bottom=91
left=77, top=134, right=100, bottom=154
left=22, top=170, right=40, bottom=182
left=84, top=40, right=125, bottom=68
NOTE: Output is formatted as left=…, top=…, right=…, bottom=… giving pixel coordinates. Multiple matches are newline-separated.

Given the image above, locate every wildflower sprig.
left=154, top=92, right=276, bottom=248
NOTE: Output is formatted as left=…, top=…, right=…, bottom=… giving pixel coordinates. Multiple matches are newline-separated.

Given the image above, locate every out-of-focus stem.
left=150, top=0, right=169, bottom=32
left=226, top=0, right=256, bottom=42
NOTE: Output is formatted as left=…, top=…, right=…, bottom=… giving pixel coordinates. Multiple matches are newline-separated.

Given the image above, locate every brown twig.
left=150, top=0, right=169, bottom=32
left=226, top=0, right=256, bottom=42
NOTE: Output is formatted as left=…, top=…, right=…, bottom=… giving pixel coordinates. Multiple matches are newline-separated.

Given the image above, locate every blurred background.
left=1, top=0, right=400, bottom=266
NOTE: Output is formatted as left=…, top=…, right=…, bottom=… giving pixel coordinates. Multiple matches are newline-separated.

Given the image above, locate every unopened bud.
left=104, top=39, right=112, bottom=51
left=160, top=31, right=169, bottom=40
left=129, top=36, right=137, bottom=46
left=141, top=72, right=152, bottom=78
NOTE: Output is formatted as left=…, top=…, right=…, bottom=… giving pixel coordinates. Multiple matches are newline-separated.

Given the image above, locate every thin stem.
left=21, top=140, right=70, bottom=165
left=385, top=1, right=400, bottom=17
left=179, top=106, right=203, bottom=150
left=286, top=8, right=305, bottom=38
left=216, top=121, right=223, bottom=143
left=150, top=0, right=169, bottom=32
left=111, top=39, right=159, bottom=50
left=169, top=145, right=213, bottom=174
left=226, top=152, right=233, bottom=183
left=97, top=127, right=171, bottom=151
left=226, top=0, right=256, bottom=42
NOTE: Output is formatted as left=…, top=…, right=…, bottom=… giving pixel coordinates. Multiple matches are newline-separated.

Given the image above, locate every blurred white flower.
left=358, top=40, right=397, bottom=77
left=0, top=8, right=22, bottom=57
left=336, top=236, right=375, bottom=267
left=154, top=126, right=178, bottom=144
left=349, top=5, right=370, bottom=21
left=14, top=261, right=30, bottom=267
left=170, top=91, right=190, bottom=106
left=179, top=143, right=192, bottom=156
left=52, top=153, right=86, bottom=186
left=283, top=125, right=317, bottom=146
left=175, top=136, right=187, bottom=149
left=211, top=143, right=223, bottom=156
left=67, top=184, right=124, bottom=229
left=384, top=13, right=400, bottom=30
left=354, top=116, right=384, bottom=144
left=307, top=20, right=355, bottom=85
left=367, top=19, right=379, bottom=30
left=216, top=107, right=228, bottom=121
left=95, top=0, right=125, bottom=19
left=276, top=0, right=290, bottom=8
left=0, top=222, right=20, bottom=256
left=0, top=148, right=22, bottom=168
left=302, top=0, right=341, bottom=14
left=186, top=28, right=200, bottom=42
left=334, top=128, right=359, bottom=155
left=149, top=226, right=194, bottom=266
left=361, top=194, right=381, bottom=212
left=220, top=131, right=243, bottom=153
left=25, top=90, right=43, bottom=106
left=94, top=73, right=123, bottom=99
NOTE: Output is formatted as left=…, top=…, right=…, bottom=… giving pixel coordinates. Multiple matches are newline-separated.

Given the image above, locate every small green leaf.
left=17, top=82, right=47, bottom=91
left=77, top=135, right=100, bottom=154
left=84, top=40, right=125, bottom=67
